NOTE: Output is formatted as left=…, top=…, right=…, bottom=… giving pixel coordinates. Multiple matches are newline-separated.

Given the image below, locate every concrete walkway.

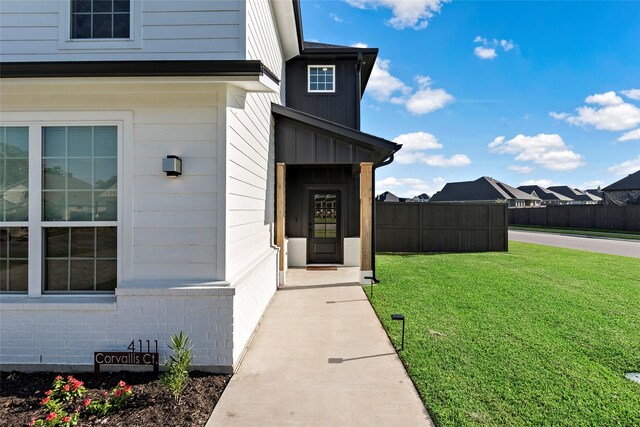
left=510, top=230, right=640, bottom=258
left=207, top=268, right=433, bottom=427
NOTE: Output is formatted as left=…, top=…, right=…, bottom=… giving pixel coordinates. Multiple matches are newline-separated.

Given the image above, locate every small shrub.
left=161, top=331, right=193, bottom=403
left=30, top=376, right=132, bottom=426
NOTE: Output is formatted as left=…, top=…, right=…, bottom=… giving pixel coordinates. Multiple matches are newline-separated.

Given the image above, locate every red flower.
left=55, top=375, right=63, bottom=381
left=124, top=385, right=132, bottom=393
left=45, top=390, right=52, bottom=396
left=67, top=375, right=74, bottom=381
left=41, top=397, right=50, bottom=405
left=46, top=412, right=57, bottom=421
left=82, top=398, right=91, bottom=406
left=62, top=416, right=71, bottom=423
left=29, top=418, right=35, bottom=426
left=62, top=384, right=70, bottom=392
left=102, top=390, right=108, bottom=397
left=118, top=380, right=126, bottom=387
left=114, top=389, right=123, bottom=397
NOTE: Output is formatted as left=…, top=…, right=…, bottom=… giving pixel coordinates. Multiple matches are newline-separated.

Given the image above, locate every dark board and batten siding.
left=509, top=205, right=640, bottom=232
left=376, top=203, right=508, bottom=253
left=286, top=59, right=360, bottom=129
left=275, top=117, right=373, bottom=165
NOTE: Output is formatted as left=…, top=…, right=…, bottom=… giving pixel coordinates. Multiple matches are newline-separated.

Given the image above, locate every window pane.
left=67, top=127, right=93, bottom=157
left=46, top=228, right=69, bottom=257
left=1, top=127, right=29, bottom=222
left=43, top=127, right=66, bottom=157
left=114, top=0, right=130, bottom=13
left=72, top=14, right=92, bottom=39
left=43, top=159, right=67, bottom=190
left=92, top=14, right=112, bottom=38
left=96, top=227, right=117, bottom=257
left=67, top=159, right=93, bottom=189
left=70, top=227, right=94, bottom=257
left=113, top=13, right=130, bottom=38
left=2, top=127, right=29, bottom=155
left=43, top=191, right=66, bottom=221
left=96, top=260, right=117, bottom=291
left=94, top=127, right=117, bottom=156
left=47, top=260, right=69, bottom=291
left=70, top=260, right=94, bottom=291
left=94, top=158, right=117, bottom=189
left=68, top=191, right=93, bottom=221
left=8, top=260, right=28, bottom=292
left=72, top=0, right=91, bottom=13
left=95, top=190, right=117, bottom=221
left=93, top=0, right=113, bottom=13
left=8, top=228, right=28, bottom=258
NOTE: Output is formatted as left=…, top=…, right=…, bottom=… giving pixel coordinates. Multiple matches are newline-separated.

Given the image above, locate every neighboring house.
left=376, top=191, right=400, bottom=202
left=0, top=0, right=399, bottom=373
left=547, top=186, right=602, bottom=205
left=517, top=185, right=573, bottom=206
left=602, top=170, right=640, bottom=206
left=430, top=176, right=541, bottom=207
left=585, top=187, right=603, bottom=199
left=410, top=193, right=430, bottom=203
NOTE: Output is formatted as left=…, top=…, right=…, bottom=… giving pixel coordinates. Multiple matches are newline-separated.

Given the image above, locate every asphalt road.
left=509, top=230, right=640, bottom=259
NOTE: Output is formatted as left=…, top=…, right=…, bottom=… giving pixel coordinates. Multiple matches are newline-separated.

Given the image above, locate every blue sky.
left=300, top=0, right=640, bottom=197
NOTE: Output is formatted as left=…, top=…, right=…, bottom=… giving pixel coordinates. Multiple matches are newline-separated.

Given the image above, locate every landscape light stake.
left=391, top=314, right=405, bottom=350
left=364, top=276, right=380, bottom=298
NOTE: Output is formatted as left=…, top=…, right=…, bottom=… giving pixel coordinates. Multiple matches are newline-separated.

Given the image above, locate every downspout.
left=370, top=154, right=395, bottom=282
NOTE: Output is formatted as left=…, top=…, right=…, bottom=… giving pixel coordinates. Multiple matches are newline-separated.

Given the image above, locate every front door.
left=308, top=190, right=342, bottom=264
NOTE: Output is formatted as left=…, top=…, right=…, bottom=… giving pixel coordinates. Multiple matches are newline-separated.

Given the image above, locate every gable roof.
left=602, top=170, right=640, bottom=191
left=376, top=191, right=400, bottom=202
left=430, top=177, right=540, bottom=202
left=272, top=103, right=401, bottom=165
left=518, top=185, right=573, bottom=201
left=547, top=186, right=601, bottom=202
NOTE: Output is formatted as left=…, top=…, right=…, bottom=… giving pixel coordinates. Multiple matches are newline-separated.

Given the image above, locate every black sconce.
left=391, top=313, right=405, bottom=351
left=162, top=155, right=182, bottom=177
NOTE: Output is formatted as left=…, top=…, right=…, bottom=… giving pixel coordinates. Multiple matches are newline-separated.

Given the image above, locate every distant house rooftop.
left=547, top=186, right=601, bottom=202
left=602, top=170, right=640, bottom=191
left=431, top=176, right=539, bottom=203
left=376, top=191, right=400, bottom=202
left=518, top=185, right=573, bottom=202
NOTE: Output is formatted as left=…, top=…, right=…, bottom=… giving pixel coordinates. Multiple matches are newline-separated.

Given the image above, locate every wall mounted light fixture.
left=162, top=155, right=182, bottom=177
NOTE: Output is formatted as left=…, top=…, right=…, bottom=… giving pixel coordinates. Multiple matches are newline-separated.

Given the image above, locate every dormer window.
left=308, top=65, right=335, bottom=93
left=71, top=0, right=131, bottom=39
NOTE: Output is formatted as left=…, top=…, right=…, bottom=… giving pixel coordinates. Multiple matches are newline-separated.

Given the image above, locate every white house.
left=0, top=0, right=399, bottom=372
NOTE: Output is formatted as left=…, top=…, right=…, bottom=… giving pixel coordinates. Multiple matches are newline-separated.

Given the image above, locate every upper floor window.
left=71, top=0, right=131, bottom=39
left=308, top=66, right=335, bottom=93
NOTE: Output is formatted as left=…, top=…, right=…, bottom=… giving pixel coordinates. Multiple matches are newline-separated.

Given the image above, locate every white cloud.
left=421, top=154, right=471, bottom=167
left=474, top=46, right=497, bottom=60
left=351, top=42, right=369, bottom=48
left=551, top=91, right=640, bottom=131
left=509, top=165, right=534, bottom=173
left=376, top=176, right=446, bottom=198
left=330, top=13, right=343, bottom=23
left=584, top=91, right=624, bottom=106
left=520, top=179, right=561, bottom=188
left=607, top=156, right=640, bottom=176
left=617, top=128, right=640, bottom=142
left=489, top=133, right=585, bottom=171
left=581, top=180, right=605, bottom=189
left=392, top=132, right=443, bottom=151
left=404, top=75, right=454, bottom=115
left=621, top=89, right=640, bottom=100
left=345, top=0, right=450, bottom=30
left=392, top=131, right=469, bottom=166
left=473, top=36, right=516, bottom=59
left=366, top=58, right=411, bottom=102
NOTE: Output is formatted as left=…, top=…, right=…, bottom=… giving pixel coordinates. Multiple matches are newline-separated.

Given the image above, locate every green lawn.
left=509, top=225, right=640, bottom=241
left=371, top=242, right=640, bottom=427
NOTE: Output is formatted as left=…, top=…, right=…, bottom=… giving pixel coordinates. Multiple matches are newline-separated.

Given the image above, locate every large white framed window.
left=308, top=65, right=336, bottom=93
left=0, top=114, right=126, bottom=296
left=58, top=0, right=143, bottom=50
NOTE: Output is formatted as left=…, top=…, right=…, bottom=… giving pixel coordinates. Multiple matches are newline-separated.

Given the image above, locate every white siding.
left=0, top=81, right=221, bottom=282
left=0, top=0, right=242, bottom=62
left=246, top=0, right=283, bottom=79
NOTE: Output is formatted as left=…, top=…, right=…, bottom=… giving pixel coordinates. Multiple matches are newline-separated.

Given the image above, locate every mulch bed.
left=0, top=371, right=231, bottom=427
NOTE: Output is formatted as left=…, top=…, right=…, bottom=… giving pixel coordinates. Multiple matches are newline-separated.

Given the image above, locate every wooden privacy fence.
left=508, top=205, right=640, bottom=232
left=376, top=202, right=508, bottom=253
